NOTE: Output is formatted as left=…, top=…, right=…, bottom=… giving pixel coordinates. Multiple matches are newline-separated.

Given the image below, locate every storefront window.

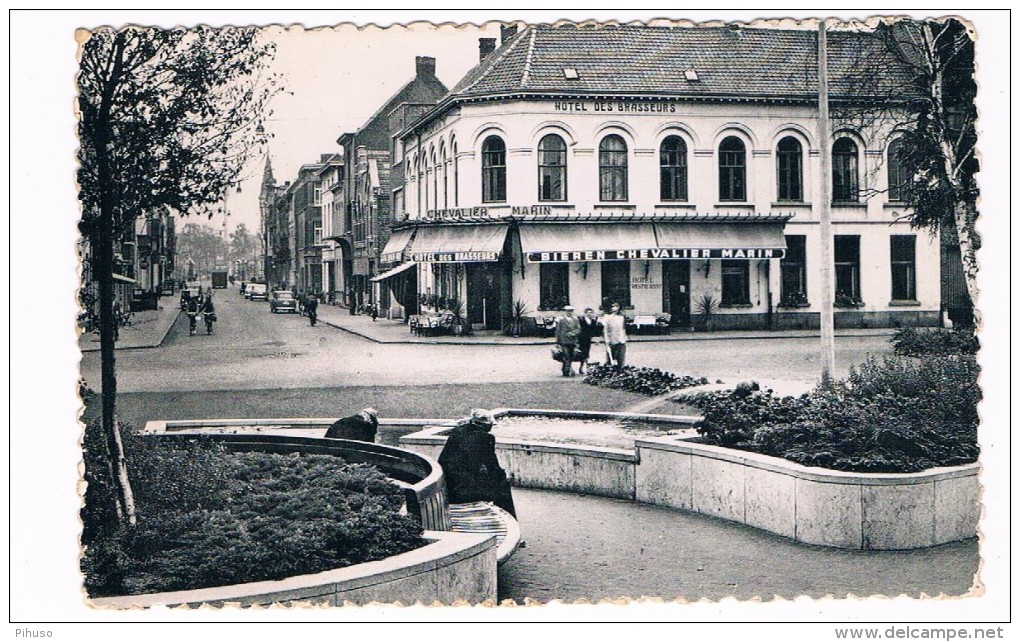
left=600, top=261, right=631, bottom=308
left=890, top=235, right=916, bottom=301
left=538, top=134, right=567, bottom=201
left=721, top=260, right=750, bottom=305
left=482, top=136, right=506, bottom=203
left=780, top=235, right=808, bottom=306
left=887, top=137, right=907, bottom=203
left=834, top=235, right=862, bottom=305
left=776, top=136, right=803, bottom=202
left=659, top=136, right=688, bottom=201
left=718, top=136, right=746, bottom=202
left=833, top=137, right=859, bottom=202
left=599, top=135, right=628, bottom=202
left=539, top=262, right=570, bottom=309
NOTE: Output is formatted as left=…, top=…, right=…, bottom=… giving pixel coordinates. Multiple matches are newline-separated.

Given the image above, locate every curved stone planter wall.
left=399, top=409, right=979, bottom=550
left=91, top=530, right=496, bottom=608
left=108, top=422, right=500, bottom=607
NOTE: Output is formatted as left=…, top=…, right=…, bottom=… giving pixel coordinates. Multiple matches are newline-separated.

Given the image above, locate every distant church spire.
left=261, top=155, right=275, bottom=188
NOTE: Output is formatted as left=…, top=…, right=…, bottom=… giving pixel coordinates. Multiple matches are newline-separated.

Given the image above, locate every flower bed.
left=583, top=362, right=708, bottom=396
left=687, top=355, right=980, bottom=473
left=81, top=428, right=424, bottom=598
left=891, top=327, right=979, bottom=357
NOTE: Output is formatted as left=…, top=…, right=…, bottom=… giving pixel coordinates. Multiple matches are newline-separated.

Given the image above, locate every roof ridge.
left=520, top=27, right=538, bottom=89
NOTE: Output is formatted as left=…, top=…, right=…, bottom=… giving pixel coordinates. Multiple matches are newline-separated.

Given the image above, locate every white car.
left=246, top=283, right=268, bottom=301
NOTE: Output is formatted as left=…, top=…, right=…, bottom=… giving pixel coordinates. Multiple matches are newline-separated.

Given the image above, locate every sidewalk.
left=78, top=302, right=181, bottom=352
left=315, top=303, right=895, bottom=346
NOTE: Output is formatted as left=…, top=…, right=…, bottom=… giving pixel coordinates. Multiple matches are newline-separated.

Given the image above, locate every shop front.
left=511, top=216, right=789, bottom=331
left=408, top=222, right=511, bottom=331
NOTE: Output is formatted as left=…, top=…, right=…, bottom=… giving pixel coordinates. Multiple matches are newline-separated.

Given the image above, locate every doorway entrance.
left=466, top=262, right=504, bottom=330
left=662, top=259, right=691, bottom=326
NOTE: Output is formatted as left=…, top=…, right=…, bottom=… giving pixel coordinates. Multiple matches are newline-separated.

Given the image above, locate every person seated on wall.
left=438, top=409, right=517, bottom=517
left=324, top=407, right=378, bottom=442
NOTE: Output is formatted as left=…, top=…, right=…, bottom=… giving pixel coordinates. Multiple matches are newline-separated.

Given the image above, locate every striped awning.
left=380, top=228, right=416, bottom=264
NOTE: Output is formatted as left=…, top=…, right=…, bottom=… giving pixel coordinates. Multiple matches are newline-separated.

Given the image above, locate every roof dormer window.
left=563, top=67, right=579, bottom=80
left=684, top=69, right=700, bottom=82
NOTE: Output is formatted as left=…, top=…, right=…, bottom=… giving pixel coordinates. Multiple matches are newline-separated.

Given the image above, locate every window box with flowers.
left=834, top=292, right=865, bottom=308
left=778, top=291, right=810, bottom=308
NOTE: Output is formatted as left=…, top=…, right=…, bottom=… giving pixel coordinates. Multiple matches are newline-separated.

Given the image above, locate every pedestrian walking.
left=370, top=302, right=378, bottom=322
left=555, top=305, right=581, bottom=377
left=577, top=307, right=600, bottom=374
left=324, top=408, right=378, bottom=442
left=112, top=299, right=123, bottom=342
left=602, top=302, right=628, bottom=368
left=438, top=409, right=516, bottom=517
left=305, top=293, right=318, bottom=326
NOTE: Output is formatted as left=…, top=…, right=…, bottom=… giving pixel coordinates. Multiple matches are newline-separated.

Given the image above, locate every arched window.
left=599, top=134, right=628, bottom=202
left=887, top=137, right=907, bottom=203
left=431, top=151, right=438, bottom=211
left=440, top=147, right=448, bottom=210
left=452, top=142, right=459, bottom=207
left=538, top=134, right=567, bottom=201
left=414, top=155, right=422, bottom=215
left=718, top=136, right=746, bottom=202
left=776, top=136, right=803, bottom=202
left=481, top=136, right=506, bottom=203
left=659, top=135, right=688, bottom=201
left=832, top=137, right=859, bottom=202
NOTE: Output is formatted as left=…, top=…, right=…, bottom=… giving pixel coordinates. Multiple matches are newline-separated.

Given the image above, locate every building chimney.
left=415, top=55, right=436, bottom=78
left=479, top=38, right=497, bottom=63
left=500, top=24, right=518, bottom=46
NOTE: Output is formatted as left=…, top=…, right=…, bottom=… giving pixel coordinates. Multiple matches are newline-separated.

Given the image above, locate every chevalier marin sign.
left=527, top=248, right=785, bottom=262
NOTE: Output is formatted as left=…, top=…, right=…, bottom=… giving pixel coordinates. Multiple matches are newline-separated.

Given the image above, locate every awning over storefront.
left=409, top=224, right=508, bottom=263
left=112, top=273, right=136, bottom=284
left=380, top=228, right=416, bottom=264
left=370, top=261, right=416, bottom=282
left=520, top=223, right=659, bottom=262
left=653, top=223, right=787, bottom=259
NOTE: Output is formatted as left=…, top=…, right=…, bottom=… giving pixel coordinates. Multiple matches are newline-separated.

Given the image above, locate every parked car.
left=269, top=290, right=297, bottom=313
left=179, top=287, right=201, bottom=310
left=247, top=283, right=268, bottom=301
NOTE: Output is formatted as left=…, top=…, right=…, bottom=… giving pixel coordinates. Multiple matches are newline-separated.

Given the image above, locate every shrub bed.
left=81, top=416, right=424, bottom=598
left=891, top=327, right=979, bottom=357
left=688, top=355, right=980, bottom=473
left=583, top=362, right=708, bottom=396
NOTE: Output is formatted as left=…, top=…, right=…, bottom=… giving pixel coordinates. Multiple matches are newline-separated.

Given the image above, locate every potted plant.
left=447, top=297, right=470, bottom=336
left=505, top=299, right=531, bottom=337
left=694, top=293, right=719, bottom=332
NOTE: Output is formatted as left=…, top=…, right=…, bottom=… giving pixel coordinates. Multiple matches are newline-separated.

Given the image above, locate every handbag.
left=551, top=347, right=565, bottom=363
left=207, top=312, right=217, bottom=322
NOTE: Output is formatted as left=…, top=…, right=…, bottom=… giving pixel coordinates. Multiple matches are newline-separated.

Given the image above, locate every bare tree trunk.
left=953, top=201, right=980, bottom=325
left=93, top=47, right=137, bottom=523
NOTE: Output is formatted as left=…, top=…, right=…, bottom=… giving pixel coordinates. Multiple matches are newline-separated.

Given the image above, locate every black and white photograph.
left=8, top=8, right=1011, bottom=635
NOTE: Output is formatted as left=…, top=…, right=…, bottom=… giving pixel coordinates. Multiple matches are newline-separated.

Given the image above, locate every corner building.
left=389, top=24, right=941, bottom=331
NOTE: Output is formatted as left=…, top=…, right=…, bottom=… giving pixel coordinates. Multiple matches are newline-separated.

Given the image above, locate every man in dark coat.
left=438, top=409, right=516, bottom=517
left=324, top=408, right=378, bottom=442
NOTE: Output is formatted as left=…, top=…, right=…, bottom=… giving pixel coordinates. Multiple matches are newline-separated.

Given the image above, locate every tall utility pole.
left=817, top=19, right=836, bottom=383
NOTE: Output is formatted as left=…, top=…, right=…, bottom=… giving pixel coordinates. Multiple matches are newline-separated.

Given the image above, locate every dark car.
left=269, top=290, right=297, bottom=313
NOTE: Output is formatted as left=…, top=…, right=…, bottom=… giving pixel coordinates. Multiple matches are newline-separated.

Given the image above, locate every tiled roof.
left=447, top=23, right=910, bottom=101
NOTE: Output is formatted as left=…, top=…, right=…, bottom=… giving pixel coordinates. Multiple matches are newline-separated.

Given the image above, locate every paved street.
left=80, top=289, right=895, bottom=394
left=78, top=287, right=979, bottom=603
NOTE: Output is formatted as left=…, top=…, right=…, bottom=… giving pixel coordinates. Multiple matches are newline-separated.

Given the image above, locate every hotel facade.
left=376, top=24, right=941, bottom=331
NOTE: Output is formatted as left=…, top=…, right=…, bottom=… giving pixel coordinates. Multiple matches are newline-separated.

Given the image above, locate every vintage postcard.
left=8, top=8, right=1010, bottom=633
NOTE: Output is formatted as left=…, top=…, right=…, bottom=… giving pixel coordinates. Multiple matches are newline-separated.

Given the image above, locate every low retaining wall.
left=399, top=410, right=979, bottom=550
left=635, top=436, right=980, bottom=550
left=91, top=530, right=497, bottom=608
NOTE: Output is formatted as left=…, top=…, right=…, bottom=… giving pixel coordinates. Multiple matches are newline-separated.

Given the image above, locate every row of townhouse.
left=260, top=22, right=968, bottom=331
left=79, top=206, right=177, bottom=313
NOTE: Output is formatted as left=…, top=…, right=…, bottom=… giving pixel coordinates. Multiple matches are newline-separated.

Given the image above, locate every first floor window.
left=890, top=235, right=917, bottom=301
left=659, top=135, right=688, bottom=201
left=834, top=235, right=861, bottom=304
left=600, top=261, right=631, bottom=308
left=539, top=262, right=570, bottom=309
left=887, top=137, right=907, bottom=203
left=538, top=134, right=567, bottom=201
left=482, top=136, right=506, bottom=202
left=599, top=135, right=628, bottom=202
left=780, top=235, right=807, bottom=304
left=718, top=136, right=746, bottom=202
left=832, top=138, right=859, bottom=202
left=721, top=260, right=750, bottom=305
left=776, top=136, right=803, bottom=202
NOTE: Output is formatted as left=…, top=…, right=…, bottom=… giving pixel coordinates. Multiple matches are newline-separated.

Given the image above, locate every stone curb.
left=78, top=307, right=182, bottom=353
